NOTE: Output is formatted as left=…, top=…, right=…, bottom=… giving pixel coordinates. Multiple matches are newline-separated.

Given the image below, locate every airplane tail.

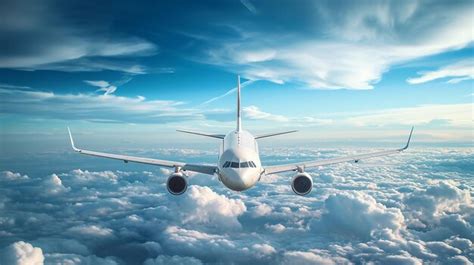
left=237, top=75, right=242, bottom=132
left=177, top=75, right=298, bottom=140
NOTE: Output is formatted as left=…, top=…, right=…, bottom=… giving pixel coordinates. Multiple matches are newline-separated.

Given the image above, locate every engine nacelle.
left=166, top=172, right=187, bottom=195
left=291, top=172, right=313, bottom=196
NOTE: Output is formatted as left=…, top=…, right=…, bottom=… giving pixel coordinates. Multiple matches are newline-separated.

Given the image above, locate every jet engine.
left=291, top=172, right=313, bottom=195
left=166, top=172, right=187, bottom=195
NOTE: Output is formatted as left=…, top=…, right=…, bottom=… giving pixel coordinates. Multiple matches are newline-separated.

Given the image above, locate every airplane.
left=68, top=76, right=413, bottom=196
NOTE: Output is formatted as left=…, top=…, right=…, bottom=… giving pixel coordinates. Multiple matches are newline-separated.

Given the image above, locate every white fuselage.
left=218, top=130, right=263, bottom=191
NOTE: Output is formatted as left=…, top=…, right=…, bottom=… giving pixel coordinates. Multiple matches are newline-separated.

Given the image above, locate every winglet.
left=67, top=127, right=80, bottom=152
left=400, top=126, right=414, bottom=151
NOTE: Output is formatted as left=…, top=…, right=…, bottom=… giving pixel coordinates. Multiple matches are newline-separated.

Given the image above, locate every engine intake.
left=167, top=172, right=187, bottom=195
left=291, top=172, right=313, bottom=196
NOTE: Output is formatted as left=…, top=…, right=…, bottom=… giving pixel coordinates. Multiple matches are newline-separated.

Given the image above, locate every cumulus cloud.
left=0, top=147, right=472, bottom=264
left=1, top=171, right=29, bottom=181
left=316, top=191, right=405, bottom=240
left=281, top=251, right=339, bottom=265
left=404, top=180, right=472, bottom=226
left=252, top=243, right=276, bottom=258
left=144, top=255, right=203, bottom=265
left=180, top=186, right=247, bottom=229
left=0, top=241, right=44, bottom=265
left=407, top=60, right=474, bottom=84
left=44, top=253, right=119, bottom=265
left=42, top=174, right=70, bottom=194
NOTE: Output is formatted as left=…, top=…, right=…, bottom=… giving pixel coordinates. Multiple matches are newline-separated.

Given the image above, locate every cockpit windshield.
left=223, top=161, right=256, bottom=168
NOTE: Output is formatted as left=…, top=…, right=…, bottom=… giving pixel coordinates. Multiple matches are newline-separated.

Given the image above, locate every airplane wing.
left=67, top=128, right=217, bottom=175
left=264, top=127, right=413, bottom=175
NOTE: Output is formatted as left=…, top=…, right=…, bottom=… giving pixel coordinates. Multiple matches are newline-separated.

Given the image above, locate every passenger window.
left=231, top=162, right=239, bottom=168
left=240, top=162, right=249, bottom=168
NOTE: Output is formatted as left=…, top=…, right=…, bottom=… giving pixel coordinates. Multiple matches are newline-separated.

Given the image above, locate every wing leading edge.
left=67, top=128, right=217, bottom=175
left=264, top=127, right=414, bottom=174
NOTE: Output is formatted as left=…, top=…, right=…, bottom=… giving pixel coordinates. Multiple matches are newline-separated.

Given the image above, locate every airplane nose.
left=222, top=168, right=258, bottom=191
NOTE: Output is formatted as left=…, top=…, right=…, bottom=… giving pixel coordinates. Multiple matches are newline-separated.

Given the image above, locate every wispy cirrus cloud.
left=243, top=105, right=333, bottom=125
left=240, top=0, right=258, bottom=14
left=346, top=103, right=472, bottom=127
left=84, top=76, right=133, bottom=96
left=194, top=0, right=473, bottom=89
left=243, top=103, right=472, bottom=130
left=407, top=59, right=474, bottom=85
left=0, top=85, right=206, bottom=124
left=200, top=79, right=256, bottom=106
left=0, top=0, right=158, bottom=74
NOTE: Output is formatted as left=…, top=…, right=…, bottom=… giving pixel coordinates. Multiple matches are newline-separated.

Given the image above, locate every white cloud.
left=346, top=103, right=473, bottom=127
left=0, top=0, right=157, bottom=73
left=252, top=203, right=272, bottom=217
left=381, top=254, right=423, bottom=265
left=200, top=79, right=255, bottom=105
left=240, top=0, right=257, bottom=14
left=42, top=174, right=70, bottom=194
left=0, top=241, right=44, bottom=265
left=281, top=251, right=337, bottom=265
left=318, top=191, right=405, bottom=239
left=200, top=1, right=473, bottom=89
left=67, top=225, right=114, bottom=238
left=181, top=186, right=247, bottom=229
left=244, top=105, right=289, bottom=122
left=265, top=223, right=286, bottom=233
left=44, top=253, right=119, bottom=265
left=407, top=60, right=474, bottom=84
left=84, top=80, right=117, bottom=96
left=68, top=169, right=119, bottom=184
left=1, top=171, right=29, bottom=181
left=144, top=255, right=203, bottom=265
left=404, top=180, right=472, bottom=223
left=0, top=147, right=473, bottom=264
left=252, top=243, right=276, bottom=258
left=84, top=77, right=132, bottom=96
left=0, top=86, right=207, bottom=124
left=243, top=105, right=332, bottom=125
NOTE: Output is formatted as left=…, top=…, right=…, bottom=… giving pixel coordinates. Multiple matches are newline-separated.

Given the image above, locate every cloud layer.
left=0, top=147, right=473, bottom=264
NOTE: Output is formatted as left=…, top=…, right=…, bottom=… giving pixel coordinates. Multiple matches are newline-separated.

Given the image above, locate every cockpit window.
left=224, top=161, right=257, bottom=168
left=240, top=162, right=249, bottom=168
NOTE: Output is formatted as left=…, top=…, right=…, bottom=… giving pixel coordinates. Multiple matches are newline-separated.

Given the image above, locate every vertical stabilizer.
left=237, top=75, right=242, bottom=132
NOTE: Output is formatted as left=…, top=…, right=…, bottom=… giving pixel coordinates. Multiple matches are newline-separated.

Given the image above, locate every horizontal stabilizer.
left=255, top=130, right=298, bottom=139
left=176, top=130, right=225, bottom=139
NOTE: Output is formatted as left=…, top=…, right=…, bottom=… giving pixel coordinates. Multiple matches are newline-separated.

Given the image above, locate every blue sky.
left=0, top=0, right=473, bottom=151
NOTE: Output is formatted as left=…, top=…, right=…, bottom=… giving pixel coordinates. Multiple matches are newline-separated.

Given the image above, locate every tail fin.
left=237, top=75, right=242, bottom=132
